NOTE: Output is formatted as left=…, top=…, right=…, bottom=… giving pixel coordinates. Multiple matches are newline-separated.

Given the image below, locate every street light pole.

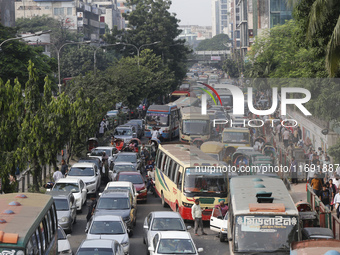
left=55, top=41, right=91, bottom=94
left=93, top=43, right=120, bottom=75
left=0, top=30, right=52, bottom=49
left=116, top=41, right=160, bottom=67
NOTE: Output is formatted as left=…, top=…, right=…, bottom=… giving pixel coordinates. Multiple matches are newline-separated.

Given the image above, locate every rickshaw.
left=87, top=137, right=99, bottom=152
left=225, top=146, right=237, bottom=164
left=129, top=138, right=141, bottom=153
left=231, top=152, right=250, bottom=167
left=113, top=138, right=124, bottom=151
left=262, top=143, right=276, bottom=158
left=296, top=201, right=319, bottom=228
left=200, top=141, right=226, bottom=162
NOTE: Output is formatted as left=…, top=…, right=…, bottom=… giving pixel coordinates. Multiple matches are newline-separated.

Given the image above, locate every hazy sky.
left=169, top=0, right=212, bottom=26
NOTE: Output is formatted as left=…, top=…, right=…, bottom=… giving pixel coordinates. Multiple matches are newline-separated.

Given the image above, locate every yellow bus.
left=221, top=127, right=251, bottom=149
left=0, top=193, right=58, bottom=255
left=154, top=144, right=229, bottom=221
left=179, top=106, right=211, bottom=143
left=227, top=176, right=299, bottom=254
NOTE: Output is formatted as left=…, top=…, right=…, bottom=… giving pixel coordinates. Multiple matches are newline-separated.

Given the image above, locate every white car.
left=210, top=207, right=228, bottom=242
left=148, top=231, right=203, bottom=255
left=76, top=239, right=124, bottom=255
left=103, top=181, right=138, bottom=209
left=66, top=162, right=100, bottom=194
left=52, top=178, right=87, bottom=211
left=88, top=146, right=119, bottom=173
left=58, top=225, right=72, bottom=255
left=86, top=214, right=130, bottom=255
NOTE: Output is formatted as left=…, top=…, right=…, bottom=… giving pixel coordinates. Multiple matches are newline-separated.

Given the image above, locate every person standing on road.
left=329, top=179, right=337, bottom=211
left=290, top=157, right=298, bottom=185
left=151, top=126, right=160, bottom=140
left=333, top=189, right=340, bottom=218
left=282, top=129, right=290, bottom=148
left=53, top=167, right=63, bottom=182
left=60, top=159, right=68, bottom=176
left=191, top=199, right=207, bottom=236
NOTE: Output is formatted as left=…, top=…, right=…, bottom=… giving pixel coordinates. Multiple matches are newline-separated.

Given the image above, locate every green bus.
left=0, top=193, right=58, bottom=255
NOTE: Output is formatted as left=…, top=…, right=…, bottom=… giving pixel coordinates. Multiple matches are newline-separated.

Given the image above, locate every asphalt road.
left=68, top=189, right=230, bottom=255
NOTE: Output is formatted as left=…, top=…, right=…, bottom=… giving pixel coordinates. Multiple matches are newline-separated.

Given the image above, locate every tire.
left=73, top=216, right=77, bottom=224
left=219, top=233, right=225, bottom=242
left=143, top=237, right=146, bottom=244
left=129, top=229, right=133, bottom=237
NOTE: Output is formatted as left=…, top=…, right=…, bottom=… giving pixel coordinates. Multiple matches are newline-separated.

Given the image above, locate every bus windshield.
left=183, top=168, right=228, bottom=196
left=146, top=113, right=169, bottom=126
left=234, top=215, right=298, bottom=253
left=223, top=132, right=249, bottom=144
left=182, top=120, right=209, bottom=135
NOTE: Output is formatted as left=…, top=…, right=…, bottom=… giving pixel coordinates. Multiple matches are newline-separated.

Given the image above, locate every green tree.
left=0, top=24, right=57, bottom=91
left=196, top=34, right=230, bottom=51
left=223, top=58, right=241, bottom=78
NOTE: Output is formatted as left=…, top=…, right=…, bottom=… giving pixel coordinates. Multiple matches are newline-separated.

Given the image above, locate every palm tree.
left=288, top=0, right=340, bottom=77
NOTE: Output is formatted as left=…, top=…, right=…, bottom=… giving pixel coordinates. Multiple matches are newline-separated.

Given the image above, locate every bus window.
left=161, top=154, right=167, bottom=172
left=164, top=157, right=171, bottom=176
left=40, top=222, right=46, bottom=250
left=173, top=164, right=179, bottom=184
left=35, top=228, right=42, bottom=255
left=44, top=215, right=51, bottom=242
left=177, top=172, right=182, bottom=190
left=156, top=151, right=162, bottom=169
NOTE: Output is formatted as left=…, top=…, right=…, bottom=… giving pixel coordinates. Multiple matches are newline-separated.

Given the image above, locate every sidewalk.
left=289, top=183, right=307, bottom=203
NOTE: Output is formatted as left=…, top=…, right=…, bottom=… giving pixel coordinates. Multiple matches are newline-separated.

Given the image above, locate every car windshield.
left=234, top=215, right=298, bottom=253
left=114, top=164, right=136, bottom=172
left=97, top=197, right=130, bottom=210
left=220, top=95, right=232, bottom=106
left=68, top=167, right=94, bottom=176
left=90, top=221, right=125, bottom=234
left=118, top=174, right=143, bottom=184
left=57, top=228, right=66, bottom=240
left=77, top=248, right=113, bottom=255
left=79, top=159, right=100, bottom=168
left=114, top=129, right=132, bottom=136
left=115, top=155, right=137, bottom=163
left=54, top=199, right=69, bottom=211
left=53, top=183, right=79, bottom=193
left=146, top=113, right=169, bottom=126
left=151, top=218, right=185, bottom=231
left=183, top=168, right=228, bottom=196
left=107, top=187, right=130, bottom=191
left=90, top=149, right=111, bottom=157
left=182, top=120, right=209, bottom=135
left=222, top=132, right=249, bottom=144
left=157, top=239, right=195, bottom=254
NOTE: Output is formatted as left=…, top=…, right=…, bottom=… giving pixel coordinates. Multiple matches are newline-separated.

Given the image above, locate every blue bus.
left=145, top=104, right=179, bottom=140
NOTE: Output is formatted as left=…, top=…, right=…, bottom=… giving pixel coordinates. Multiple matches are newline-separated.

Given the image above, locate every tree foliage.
left=196, top=34, right=230, bottom=51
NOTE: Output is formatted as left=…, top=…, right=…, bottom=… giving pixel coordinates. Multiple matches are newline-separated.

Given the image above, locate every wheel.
left=220, top=233, right=226, bottom=242
left=161, top=193, right=167, bottom=208
left=128, top=229, right=133, bottom=237
left=143, top=237, right=146, bottom=244
left=133, top=218, right=136, bottom=226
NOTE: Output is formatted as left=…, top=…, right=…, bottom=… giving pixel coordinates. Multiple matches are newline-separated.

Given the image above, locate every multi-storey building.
left=90, top=0, right=122, bottom=32
left=212, top=0, right=229, bottom=37
left=0, top=0, right=15, bottom=27
left=14, top=0, right=103, bottom=41
left=178, top=25, right=212, bottom=49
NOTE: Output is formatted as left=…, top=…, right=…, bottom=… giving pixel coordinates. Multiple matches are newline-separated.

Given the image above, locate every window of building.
left=54, top=7, right=64, bottom=16
left=67, top=7, right=72, bottom=15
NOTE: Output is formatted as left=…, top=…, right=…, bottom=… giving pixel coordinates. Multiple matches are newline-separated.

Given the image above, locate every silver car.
left=86, top=214, right=130, bottom=255
left=76, top=239, right=124, bottom=255
left=113, top=125, right=137, bottom=144
left=143, top=211, right=190, bottom=247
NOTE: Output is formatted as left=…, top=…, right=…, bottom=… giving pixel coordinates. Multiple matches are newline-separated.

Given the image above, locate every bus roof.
left=0, top=193, right=54, bottom=247
left=229, top=176, right=298, bottom=215
left=147, top=104, right=177, bottom=114
left=223, top=127, right=249, bottom=132
left=159, top=144, right=221, bottom=167
left=180, top=106, right=210, bottom=120
left=200, top=141, right=225, bottom=154
left=169, top=97, right=199, bottom=108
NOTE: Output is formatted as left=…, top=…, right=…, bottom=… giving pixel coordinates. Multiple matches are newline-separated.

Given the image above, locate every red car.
left=114, top=171, right=147, bottom=202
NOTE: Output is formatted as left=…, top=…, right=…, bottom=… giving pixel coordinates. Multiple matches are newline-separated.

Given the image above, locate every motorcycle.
left=146, top=175, right=157, bottom=198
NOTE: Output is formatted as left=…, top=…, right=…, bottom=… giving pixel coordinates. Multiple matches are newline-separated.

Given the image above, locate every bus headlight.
left=182, top=202, right=193, bottom=208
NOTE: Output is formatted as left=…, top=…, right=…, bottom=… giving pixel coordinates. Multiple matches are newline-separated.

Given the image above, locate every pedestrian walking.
left=282, top=129, right=290, bottom=148
left=53, top=167, right=63, bottom=182
left=333, top=189, right=340, bottom=219
left=191, top=199, right=207, bottom=236
left=319, top=184, right=331, bottom=210
left=60, top=159, right=68, bottom=176
left=99, top=119, right=105, bottom=137
left=311, top=174, right=322, bottom=197
left=290, top=157, right=298, bottom=185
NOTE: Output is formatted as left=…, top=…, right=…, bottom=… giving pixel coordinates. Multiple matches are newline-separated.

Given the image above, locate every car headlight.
left=86, top=181, right=95, bottom=185
left=221, top=228, right=227, bottom=232
left=60, top=249, right=72, bottom=254
left=60, top=217, right=69, bottom=223
left=182, top=202, right=193, bottom=208
left=121, top=242, right=129, bottom=247
left=140, top=188, right=147, bottom=193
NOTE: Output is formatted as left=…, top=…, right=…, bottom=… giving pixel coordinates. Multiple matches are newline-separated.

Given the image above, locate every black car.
left=95, top=190, right=136, bottom=235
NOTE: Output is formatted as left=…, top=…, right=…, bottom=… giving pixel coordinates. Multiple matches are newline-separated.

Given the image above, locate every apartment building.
left=212, top=0, right=229, bottom=37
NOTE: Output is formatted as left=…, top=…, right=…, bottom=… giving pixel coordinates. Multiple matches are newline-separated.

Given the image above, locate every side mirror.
left=148, top=247, right=154, bottom=252
left=99, top=193, right=102, bottom=196
left=186, top=226, right=191, bottom=230
left=143, top=224, right=148, bottom=229
left=197, top=248, right=204, bottom=253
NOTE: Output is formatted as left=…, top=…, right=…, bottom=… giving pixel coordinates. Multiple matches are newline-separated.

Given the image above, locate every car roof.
left=114, top=162, right=135, bottom=165
left=79, top=157, right=101, bottom=162
left=106, top=181, right=133, bottom=187
left=71, top=162, right=95, bottom=168
left=101, top=190, right=130, bottom=198
left=158, top=231, right=191, bottom=239
left=117, top=171, right=141, bottom=176
left=55, top=178, right=81, bottom=184
left=93, top=146, right=115, bottom=150
left=117, top=125, right=133, bottom=129
left=79, top=239, right=117, bottom=248
left=117, top=152, right=137, bottom=156
left=93, top=214, right=122, bottom=221
left=152, top=211, right=182, bottom=218
left=48, top=190, right=73, bottom=198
